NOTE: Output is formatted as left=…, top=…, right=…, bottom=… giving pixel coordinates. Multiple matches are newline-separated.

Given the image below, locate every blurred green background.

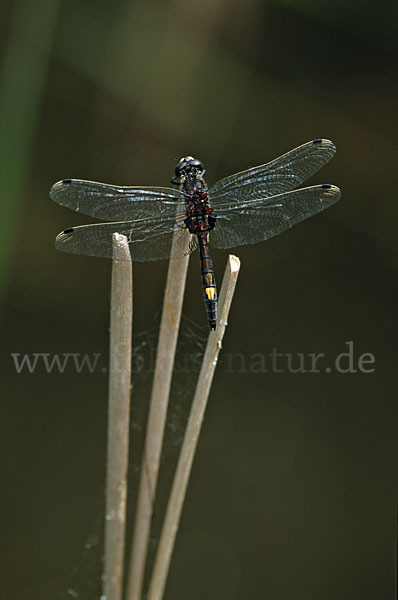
left=1, top=0, right=397, bottom=598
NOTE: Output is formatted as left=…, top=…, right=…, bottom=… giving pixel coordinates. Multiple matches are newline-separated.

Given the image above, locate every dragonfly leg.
left=184, top=216, right=195, bottom=233
left=208, top=214, right=216, bottom=230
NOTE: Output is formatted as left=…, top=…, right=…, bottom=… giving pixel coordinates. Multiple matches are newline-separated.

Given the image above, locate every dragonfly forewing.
left=208, top=139, right=336, bottom=209
left=50, top=179, right=184, bottom=222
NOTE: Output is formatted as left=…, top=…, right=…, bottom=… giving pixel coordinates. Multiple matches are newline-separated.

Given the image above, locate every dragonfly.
left=50, top=138, right=341, bottom=330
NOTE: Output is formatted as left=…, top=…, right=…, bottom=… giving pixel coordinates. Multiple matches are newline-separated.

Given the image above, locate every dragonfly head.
left=171, top=156, right=205, bottom=185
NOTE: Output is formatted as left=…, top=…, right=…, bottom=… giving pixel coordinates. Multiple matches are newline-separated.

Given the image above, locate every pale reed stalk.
left=103, top=233, right=133, bottom=600
left=147, top=254, right=241, bottom=600
left=125, top=222, right=190, bottom=600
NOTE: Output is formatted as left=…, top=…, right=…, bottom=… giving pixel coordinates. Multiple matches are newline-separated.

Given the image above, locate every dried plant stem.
left=147, top=254, right=241, bottom=600
left=103, top=233, right=133, bottom=600
left=125, top=227, right=190, bottom=600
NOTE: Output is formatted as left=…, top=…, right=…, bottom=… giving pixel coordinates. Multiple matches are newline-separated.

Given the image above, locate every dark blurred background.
left=0, top=0, right=397, bottom=598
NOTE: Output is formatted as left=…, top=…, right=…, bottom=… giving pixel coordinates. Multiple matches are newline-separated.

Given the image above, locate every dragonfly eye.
left=186, top=158, right=204, bottom=178
left=175, top=156, right=193, bottom=173
left=189, top=159, right=203, bottom=171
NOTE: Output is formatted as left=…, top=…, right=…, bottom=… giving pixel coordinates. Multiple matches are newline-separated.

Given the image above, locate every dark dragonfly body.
left=50, top=139, right=341, bottom=330
left=173, top=156, right=217, bottom=329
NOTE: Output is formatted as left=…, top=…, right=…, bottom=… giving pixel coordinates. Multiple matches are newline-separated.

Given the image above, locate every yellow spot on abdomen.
left=205, top=287, right=215, bottom=300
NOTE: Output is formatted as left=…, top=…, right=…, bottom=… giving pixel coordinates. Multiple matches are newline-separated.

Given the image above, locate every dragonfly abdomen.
left=198, top=235, right=217, bottom=330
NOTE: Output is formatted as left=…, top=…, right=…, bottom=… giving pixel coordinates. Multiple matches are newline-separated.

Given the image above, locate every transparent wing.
left=55, top=217, right=197, bottom=261
left=209, top=184, right=341, bottom=249
left=208, top=139, right=336, bottom=209
left=50, top=179, right=185, bottom=222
